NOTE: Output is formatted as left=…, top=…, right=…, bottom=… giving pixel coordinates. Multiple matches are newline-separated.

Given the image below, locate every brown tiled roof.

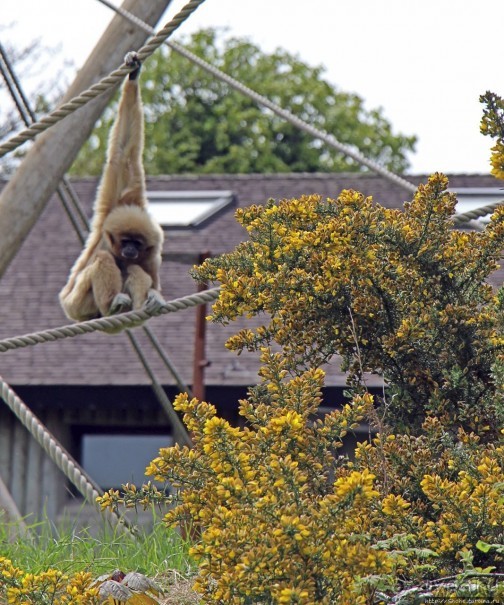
left=0, top=173, right=502, bottom=388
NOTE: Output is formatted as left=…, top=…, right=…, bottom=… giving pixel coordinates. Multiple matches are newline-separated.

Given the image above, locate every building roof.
left=0, top=172, right=502, bottom=388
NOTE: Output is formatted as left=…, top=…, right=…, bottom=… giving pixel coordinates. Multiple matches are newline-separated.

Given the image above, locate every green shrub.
left=100, top=93, right=504, bottom=603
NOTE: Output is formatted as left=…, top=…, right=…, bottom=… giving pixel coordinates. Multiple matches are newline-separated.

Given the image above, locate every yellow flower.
left=269, top=411, right=304, bottom=433
left=334, top=469, right=379, bottom=503
left=382, top=494, right=411, bottom=516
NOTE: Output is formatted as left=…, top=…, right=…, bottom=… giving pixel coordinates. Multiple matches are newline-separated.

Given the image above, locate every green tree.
left=71, top=28, right=416, bottom=176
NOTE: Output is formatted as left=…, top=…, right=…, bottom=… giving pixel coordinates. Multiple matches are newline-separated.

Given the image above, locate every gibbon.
left=59, top=52, right=165, bottom=324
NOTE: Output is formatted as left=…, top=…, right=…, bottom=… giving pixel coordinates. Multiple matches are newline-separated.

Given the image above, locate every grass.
left=0, top=508, right=199, bottom=603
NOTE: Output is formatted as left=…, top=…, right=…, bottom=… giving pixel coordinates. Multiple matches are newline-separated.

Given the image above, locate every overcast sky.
left=2, top=0, right=503, bottom=176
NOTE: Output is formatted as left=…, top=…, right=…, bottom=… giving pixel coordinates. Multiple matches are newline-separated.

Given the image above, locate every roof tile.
left=0, top=173, right=501, bottom=387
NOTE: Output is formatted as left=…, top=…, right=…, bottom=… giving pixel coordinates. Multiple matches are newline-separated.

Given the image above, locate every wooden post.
left=0, top=0, right=172, bottom=279
left=0, top=474, right=29, bottom=540
left=193, top=252, right=211, bottom=401
left=0, top=474, right=24, bottom=523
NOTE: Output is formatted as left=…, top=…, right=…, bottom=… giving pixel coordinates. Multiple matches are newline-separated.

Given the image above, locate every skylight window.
left=147, top=190, right=235, bottom=228
left=450, top=187, right=503, bottom=222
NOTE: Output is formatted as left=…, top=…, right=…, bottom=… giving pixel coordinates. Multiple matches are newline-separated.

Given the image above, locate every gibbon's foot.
left=109, top=292, right=133, bottom=315
left=144, top=289, right=166, bottom=314
left=124, top=51, right=141, bottom=80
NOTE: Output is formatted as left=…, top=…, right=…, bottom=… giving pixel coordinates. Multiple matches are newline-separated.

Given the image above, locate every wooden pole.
left=193, top=252, right=211, bottom=401
left=0, top=473, right=23, bottom=522
left=0, top=473, right=29, bottom=540
left=0, top=0, right=172, bottom=279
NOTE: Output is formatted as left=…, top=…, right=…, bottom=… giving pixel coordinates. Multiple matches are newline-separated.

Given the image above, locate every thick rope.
left=97, top=0, right=504, bottom=227
left=0, top=374, right=136, bottom=535
left=96, top=0, right=417, bottom=194
left=0, top=287, right=220, bottom=353
left=0, top=0, right=207, bottom=158
left=453, top=200, right=503, bottom=224
left=143, top=329, right=193, bottom=397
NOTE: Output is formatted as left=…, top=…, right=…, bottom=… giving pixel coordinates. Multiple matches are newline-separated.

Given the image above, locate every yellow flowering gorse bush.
left=193, top=172, right=504, bottom=438
left=480, top=91, right=504, bottom=179
left=101, top=361, right=504, bottom=603
left=104, top=353, right=400, bottom=603
left=99, top=99, right=504, bottom=603
left=0, top=558, right=99, bottom=604
left=354, top=419, right=504, bottom=562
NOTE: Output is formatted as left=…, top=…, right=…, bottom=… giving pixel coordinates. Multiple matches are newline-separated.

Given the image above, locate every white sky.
left=2, top=0, right=503, bottom=175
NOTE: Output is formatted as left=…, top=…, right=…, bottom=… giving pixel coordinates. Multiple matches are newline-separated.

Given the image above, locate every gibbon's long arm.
left=62, top=53, right=147, bottom=288
left=93, top=52, right=146, bottom=231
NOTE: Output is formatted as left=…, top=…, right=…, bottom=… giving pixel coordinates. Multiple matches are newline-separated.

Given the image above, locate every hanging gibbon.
left=59, top=52, right=165, bottom=325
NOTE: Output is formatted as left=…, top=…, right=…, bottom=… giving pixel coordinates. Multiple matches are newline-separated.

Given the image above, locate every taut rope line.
left=0, top=287, right=221, bottom=353
left=96, top=0, right=417, bottom=194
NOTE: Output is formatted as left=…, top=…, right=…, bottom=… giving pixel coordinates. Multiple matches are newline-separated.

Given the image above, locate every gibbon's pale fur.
left=59, top=52, right=165, bottom=324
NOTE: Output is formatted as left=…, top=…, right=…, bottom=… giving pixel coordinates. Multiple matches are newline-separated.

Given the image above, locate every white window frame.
left=147, top=190, right=235, bottom=228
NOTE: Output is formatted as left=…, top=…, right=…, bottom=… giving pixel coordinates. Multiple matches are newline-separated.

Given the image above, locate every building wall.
left=0, top=384, right=240, bottom=523
left=0, top=404, right=68, bottom=522
left=0, top=383, right=371, bottom=524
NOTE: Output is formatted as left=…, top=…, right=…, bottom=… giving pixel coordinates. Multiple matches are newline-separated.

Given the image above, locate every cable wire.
left=96, top=0, right=504, bottom=226
left=0, top=43, right=88, bottom=243
left=95, top=0, right=418, bottom=194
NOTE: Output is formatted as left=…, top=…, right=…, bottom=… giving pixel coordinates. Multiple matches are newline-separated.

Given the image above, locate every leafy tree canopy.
left=71, top=28, right=417, bottom=176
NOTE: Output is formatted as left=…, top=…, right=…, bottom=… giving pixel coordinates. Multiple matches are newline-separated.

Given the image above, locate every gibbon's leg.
left=124, top=265, right=153, bottom=310
left=91, top=250, right=130, bottom=316
left=124, top=266, right=166, bottom=313
left=109, top=292, right=133, bottom=315
left=61, top=266, right=99, bottom=321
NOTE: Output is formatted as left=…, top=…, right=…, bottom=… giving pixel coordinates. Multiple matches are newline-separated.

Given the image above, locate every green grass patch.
left=0, top=509, right=194, bottom=579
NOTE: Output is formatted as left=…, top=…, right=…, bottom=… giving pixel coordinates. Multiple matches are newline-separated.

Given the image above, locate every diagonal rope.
left=0, top=287, right=221, bottom=353
left=0, top=0, right=207, bottom=158
left=125, top=331, right=192, bottom=448
left=96, top=0, right=504, bottom=230
left=0, top=374, right=137, bottom=536
left=95, top=0, right=418, bottom=194
left=143, top=329, right=193, bottom=397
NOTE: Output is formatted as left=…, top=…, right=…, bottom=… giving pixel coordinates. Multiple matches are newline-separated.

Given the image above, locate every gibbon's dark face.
left=120, top=236, right=145, bottom=260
